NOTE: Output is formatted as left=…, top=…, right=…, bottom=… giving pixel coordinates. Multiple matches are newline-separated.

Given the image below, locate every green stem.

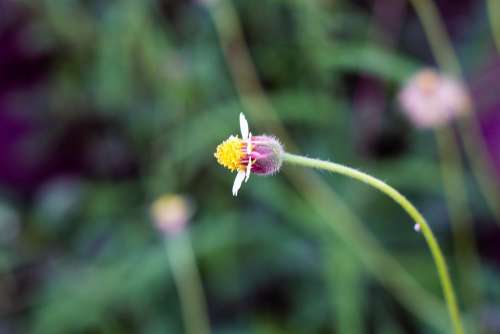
left=166, top=232, right=211, bottom=334
left=282, top=152, right=464, bottom=334
left=435, top=128, right=482, bottom=310
left=487, top=0, right=500, bottom=52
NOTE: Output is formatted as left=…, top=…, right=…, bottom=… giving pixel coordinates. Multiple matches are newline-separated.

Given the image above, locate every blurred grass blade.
left=487, top=0, right=500, bottom=52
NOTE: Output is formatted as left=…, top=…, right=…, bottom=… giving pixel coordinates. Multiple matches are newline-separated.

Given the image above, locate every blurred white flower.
left=398, top=69, right=471, bottom=128
left=151, top=195, right=193, bottom=236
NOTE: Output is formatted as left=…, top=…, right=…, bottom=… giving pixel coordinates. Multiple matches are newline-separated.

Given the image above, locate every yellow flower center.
left=214, top=136, right=245, bottom=172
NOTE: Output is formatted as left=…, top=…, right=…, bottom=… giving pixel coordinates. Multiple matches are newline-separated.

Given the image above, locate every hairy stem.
left=283, top=152, right=464, bottom=334
left=208, top=1, right=454, bottom=330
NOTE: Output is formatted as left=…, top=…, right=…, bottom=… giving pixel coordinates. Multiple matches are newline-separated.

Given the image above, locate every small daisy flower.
left=399, top=69, right=471, bottom=128
left=214, top=113, right=283, bottom=196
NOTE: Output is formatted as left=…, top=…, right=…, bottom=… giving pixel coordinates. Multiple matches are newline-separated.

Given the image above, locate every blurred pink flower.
left=151, top=195, right=193, bottom=236
left=398, top=69, right=471, bottom=128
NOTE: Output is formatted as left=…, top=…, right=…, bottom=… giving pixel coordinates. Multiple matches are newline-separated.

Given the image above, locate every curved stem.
left=282, top=152, right=465, bottom=334
left=208, top=1, right=455, bottom=331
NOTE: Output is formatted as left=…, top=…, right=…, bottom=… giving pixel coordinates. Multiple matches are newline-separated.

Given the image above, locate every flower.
left=151, top=194, right=193, bottom=236
left=214, top=113, right=283, bottom=196
left=398, top=69, right=471, bottom=128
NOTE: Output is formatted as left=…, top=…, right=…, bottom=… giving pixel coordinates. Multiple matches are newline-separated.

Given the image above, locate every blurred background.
left=1, top=0, right=500, bottom=333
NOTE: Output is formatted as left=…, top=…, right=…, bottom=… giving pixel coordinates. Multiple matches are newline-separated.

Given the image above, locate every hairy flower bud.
left=214, top=113, right=284, bottom=195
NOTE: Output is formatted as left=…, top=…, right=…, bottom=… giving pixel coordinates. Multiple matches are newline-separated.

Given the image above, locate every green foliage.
left=2, top=0, right=498, bottom=333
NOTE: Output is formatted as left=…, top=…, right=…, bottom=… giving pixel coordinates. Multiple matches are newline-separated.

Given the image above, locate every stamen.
left=214, top=136, right=246, bottom=172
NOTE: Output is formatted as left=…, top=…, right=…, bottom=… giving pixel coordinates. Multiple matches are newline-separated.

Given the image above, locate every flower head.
left=214, top=113, right=283, bottom=196
left=398, top=69, right=471, bottom=128
left=151, top=194, right=193, bottom=236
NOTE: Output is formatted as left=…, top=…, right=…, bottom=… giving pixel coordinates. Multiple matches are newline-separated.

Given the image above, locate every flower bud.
left=245, top=135, right=283, bottom=175
left=214, top=113, right=284, bottom=196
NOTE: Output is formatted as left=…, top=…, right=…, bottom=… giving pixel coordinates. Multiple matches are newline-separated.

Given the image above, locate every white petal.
left=245, top=161, right=252, bottom=182
left=246, top=133, right=252, bottom=153
left=232, top=171, right=246, bottom=196
left=240, top=113, right=249, bottom=139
